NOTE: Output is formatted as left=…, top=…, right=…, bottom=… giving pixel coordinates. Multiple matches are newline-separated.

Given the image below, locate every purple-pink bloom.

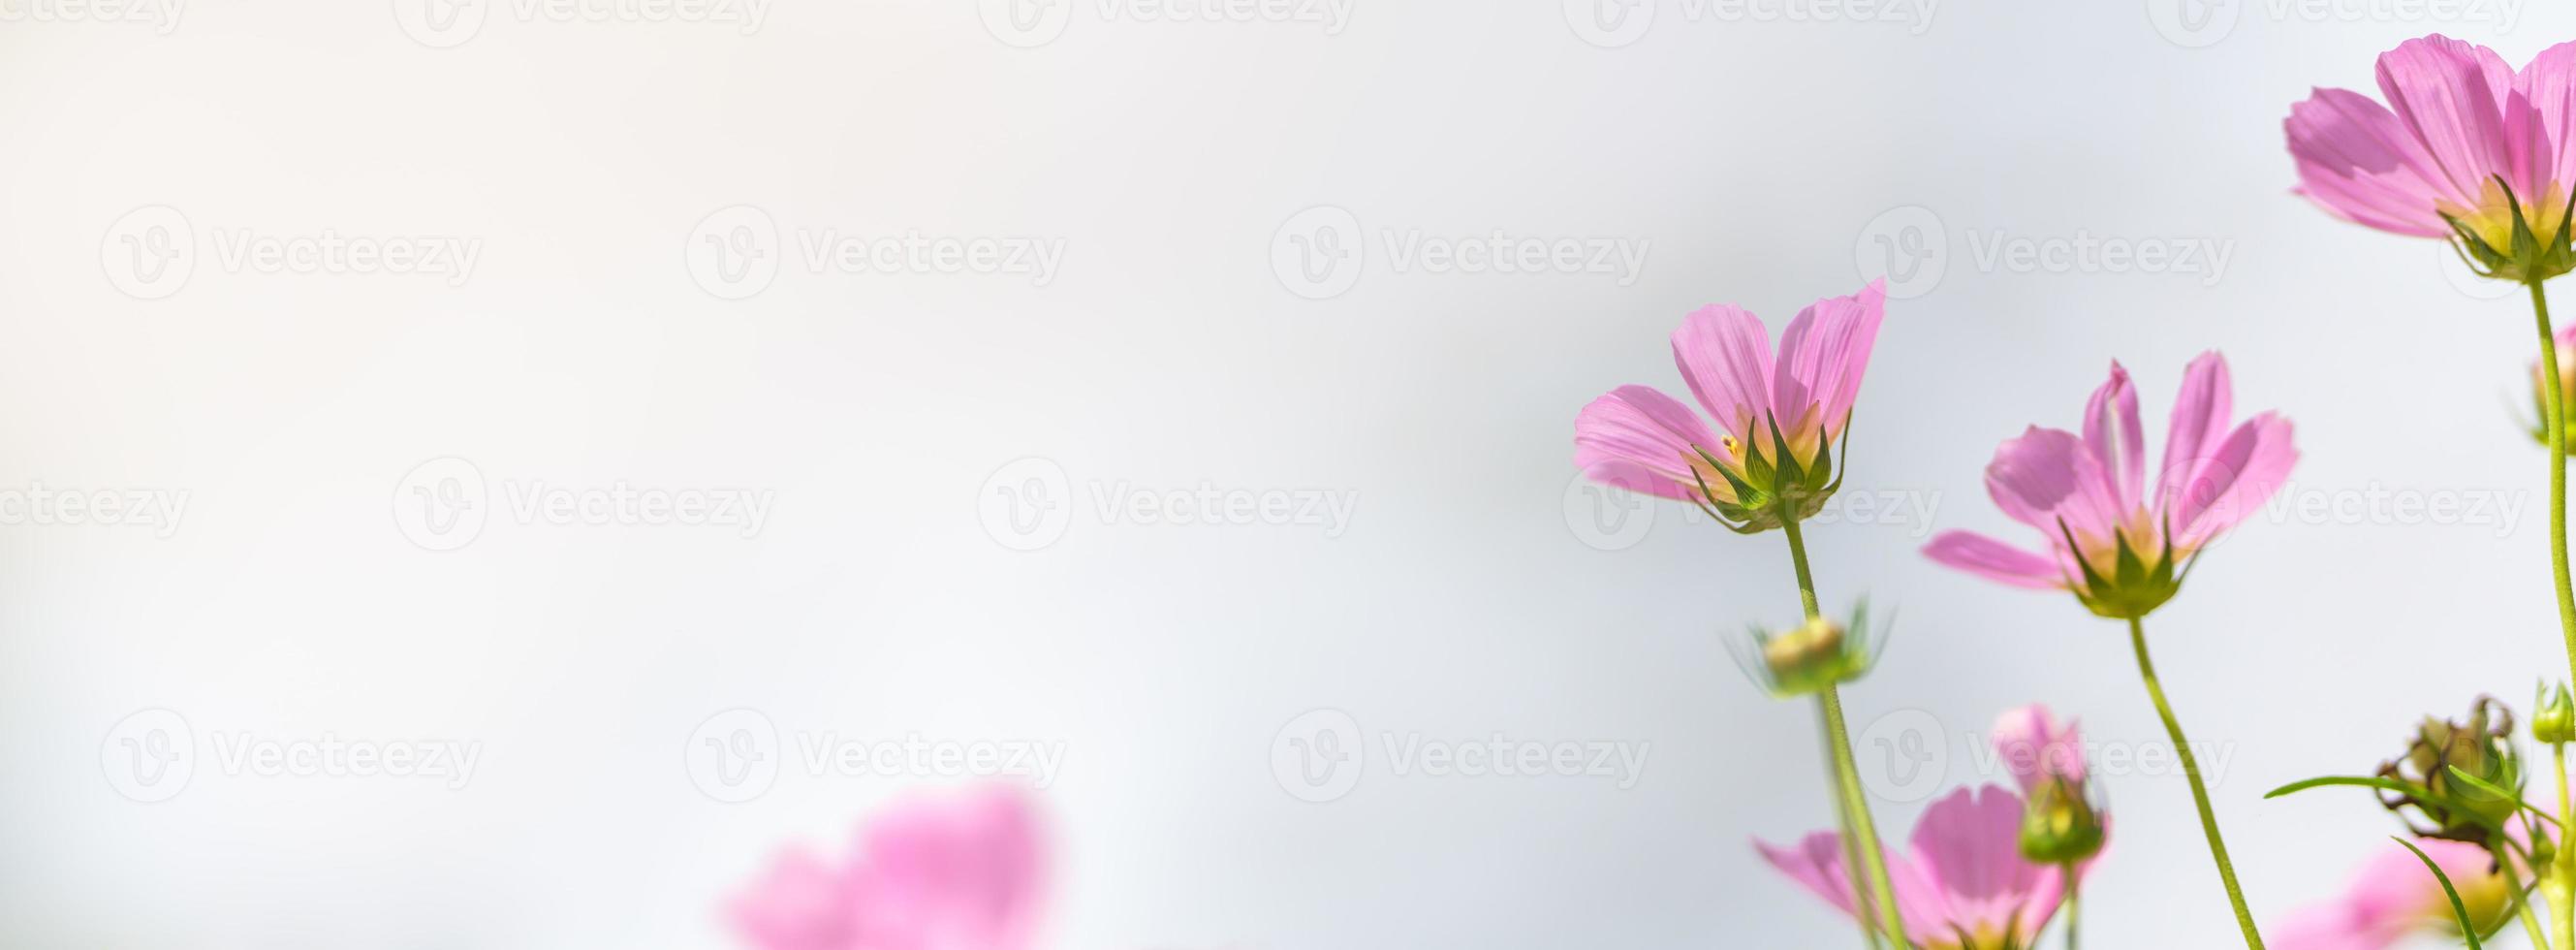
left=729, top=785, right=1045, bottom=950
left=1759, top=784, right=2097, bottom=950
left=2269, top=839, right=2511, bottom=950
left=1923, top=354, right=2296, bottom=618
left=1573, top=281, right=1885, bottom=529
left=2287, top=35, right=2576, bottom=248
left=1992, top=705, right=2086, bottom=792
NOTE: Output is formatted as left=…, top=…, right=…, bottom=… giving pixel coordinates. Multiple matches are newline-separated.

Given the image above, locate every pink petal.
left=2286, top=86, right=2460, bottom=238
left=1755, top=832, right=1863, bottom=920
left=1983, top=427, right=2121, bottom=543
left=1672, top=303, right=1774, bottom=440
left=855, top=786, right=1045, bottom=950
left=1923, top=531, right=2067, bottom=590
left=1772, top=281, right=1887, bottom=439
left=2169, top=412, right=2297, bottom=549
left=1574, top=386, right=1720, bottom=502
left=1906, top=785, right=2060, bottom=943
left=2513, top=42, right=2576, bottom=216
left=2156, top=352, right=2235, bottom=509
left=730, top=849, right=864, bottom=950
left=2082, top=362, right=2146, bottom=512
left=2375, top=34, right=2521, bottom=208
left=1990, top=705, right=2086, bottom=792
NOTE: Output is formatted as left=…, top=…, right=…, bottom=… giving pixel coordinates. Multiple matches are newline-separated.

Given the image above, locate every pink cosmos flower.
left=1922, top=354, right=2297, bottom=618
left=729, top=785, right=1045, bottom=950
left=2285, top=35, right=2576, bottom=278
left=2269, top=839, right=2512, bottom=950
left=1759, top=783, right=2097, bottom=950
left=1573, top=281, right=1886, bottom=531
left=1992, top=705, right=2086, bottom=792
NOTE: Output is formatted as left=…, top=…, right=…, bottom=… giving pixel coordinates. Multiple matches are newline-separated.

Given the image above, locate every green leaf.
left=2392, top=837, right=2484, bottom=949
left=2264, top=775, right=2432, bottom=801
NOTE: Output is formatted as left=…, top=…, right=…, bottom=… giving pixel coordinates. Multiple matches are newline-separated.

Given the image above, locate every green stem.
left=1782, top=517, right=1908, bottom=949
left=2126, top=616, right=2264, bottom=949
left=2530, top=278, right=2576, bottom=950
left=1781, top=516, right=1823, bottom=620
left=2061, top=863, right=2082, bottom=950
left=2556, top=741, right=2572, bottom=950
left=2503, top=848, right=2552, bottom=950
left=1822, top=682, right=1912, bottom=950
left=2532, top=280, right=2576, bottom=693
left=1820, top=702, right=1888, bottom=950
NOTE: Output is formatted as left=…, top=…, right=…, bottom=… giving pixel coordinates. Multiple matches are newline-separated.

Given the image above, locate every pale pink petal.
left=1773, top=281, right=1887, bottom=439
left=857, top=787, right=1045, bottom=950
left=2376, top=35, right=2521, bottom=207
left=731, top=849, right=863, bottom=950
left=1672, top=303, right=1774, bottom=439
left=1991, top=706, right=2086, bottom=792
left=1907, top=786, right=2060, bottom=944
left=1923, top=531, right=2067, bottom=590
left=1574, top=386, right=1720, bottom=502
left=2156, top=352, right=2235, bottom=510
left=2170, top=413, right=2298, bottom=549
left=2513, top=42, right=2576, bottom=213
left=1984, top=427, right=2121, bottom=543
left=2268, top=902, right=2388, bottom=950
left=1755, top=832, right=1863, bottom=919
left=2287, top=87, right=2463, bottom=237
left=2082, top=362, right=2146, bottom=511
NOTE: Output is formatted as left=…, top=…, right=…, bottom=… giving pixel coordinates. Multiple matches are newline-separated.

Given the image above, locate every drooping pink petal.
left=2082, top=362, right=2146, bottom=512
left=2287, top=86, right=2461, bottom=238
left=2169, top=413, right=2298, bottom=550
left=2375, top=35, right=2521, bottom=210
left=1754, top=832, right=1864, bottom=919
left=1672, top=303, right=1774, bottom=439
left=1991, top=706, right=2086, bottom=792
left=2157, top=352, right=2236, bottom=511
left=1574, top=386, right=1721, bottom=502
left=1923, top=531, right=2066, bottom=590
left=1773, top=281, right=1887, bottom=441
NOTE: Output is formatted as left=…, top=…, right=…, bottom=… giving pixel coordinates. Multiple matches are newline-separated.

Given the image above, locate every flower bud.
left=1740, top=603, right=1882, bottom=699
left=2379, top=696, right=2526, bottom=843
left=1761, top=617, right=1851, bottom=696
left=2018, top=775, right=2106, bottom=865
left=2537, top=682, right=2574, bottom=745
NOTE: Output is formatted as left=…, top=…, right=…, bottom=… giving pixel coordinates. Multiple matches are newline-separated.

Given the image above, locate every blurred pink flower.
left=1923, top=354, right=2296, bottom=618
left=730, top=785, right=1045, bottom=950
left=1572, top=280, right=1885, bottom=529
left=2285, top=35, right=2576, bottom=250
left=1991, top=705, right=2086, bottom=792
left=1758, top=785, right=2096, bottom=950
left=2269, top=839, right=2511, bottom=950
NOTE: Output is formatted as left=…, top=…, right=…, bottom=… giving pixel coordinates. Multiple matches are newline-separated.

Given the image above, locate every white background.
left=2, top=0, right=2568, bottom=946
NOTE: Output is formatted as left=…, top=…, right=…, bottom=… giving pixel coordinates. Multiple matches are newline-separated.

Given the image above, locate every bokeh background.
left=0, top=1, right=2567, bottom=946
